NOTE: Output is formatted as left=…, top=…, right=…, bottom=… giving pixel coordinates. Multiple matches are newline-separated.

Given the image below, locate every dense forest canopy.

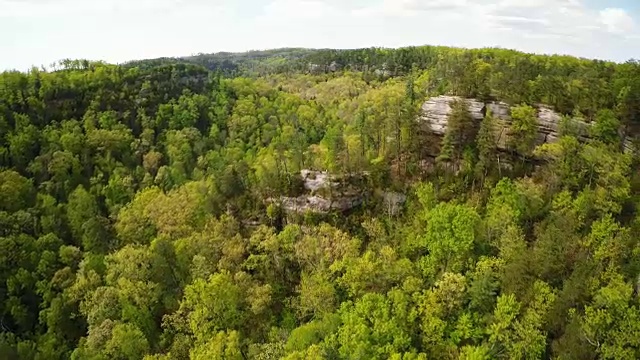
left=1, top=45, right=640, bottom=359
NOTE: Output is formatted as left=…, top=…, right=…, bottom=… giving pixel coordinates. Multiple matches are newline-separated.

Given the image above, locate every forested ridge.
left=1, top=45, right=640, bottom=359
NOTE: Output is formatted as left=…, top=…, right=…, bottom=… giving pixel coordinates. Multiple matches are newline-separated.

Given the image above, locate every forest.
left=1, top=45, right=640, bottom=359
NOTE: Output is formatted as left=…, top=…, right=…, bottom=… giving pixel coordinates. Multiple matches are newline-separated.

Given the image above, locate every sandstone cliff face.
left=419, top=95, right=633, bottom=152
left=276, top=170, right=364, bottom=214
left=420, top=96, right=562, bottom=151
left=279, top=195, right=363, bottom=214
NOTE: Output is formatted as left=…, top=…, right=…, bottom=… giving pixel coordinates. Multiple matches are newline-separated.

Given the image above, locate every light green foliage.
left=578, top=142, right=631, bottom=217
left=509, top=105, right=538, bottom=156
left=106, top=322, right=151, bottom=359
left=337, top=290, right=417, bottom=360
left=8, top=114, right=40, bottom=172
left=531, top=211, right=581, bottom=286
left=591, top=109, right=621, bottom=145
left=297, top=271, right=338, bottom=319
left=285, top=314, right=341, bottom=353
left=415, top=182, right=437, bottom=213
left=496, top=225, right=532, bottom=296
left=485, top=178, right=544, bottom=241
left=467, top=257, right=503, bottom=313
left=294, top=224, right=361, bottom=273
left=281, top=344, right=325, bottom=360
left=458, top=345, right=490, bottom=360
left=488, top=281, right=555, bottom=360
left=579, top=273, right=640, bottom=359
left=116, top=181, right=212, bottom=245
left=103, top=171, right=135, bottom=215
left=115, top=187, right=162, bottom=245
left=179, top=271, right=244, bottom=341
left=534, top=136, right=584, bottom=190
left=420, top=202, right=480, bottom=276
left=71, top=320, right=150, bottom=360
left=339, top=246, right=416, bottom=297
left=584, top=215, right=630, bottom=269
left=486, top=178, right=524, bottom=230
left=66, top=186, right=101, bottom=249
left=36, top=193, right=67, bottom=237
left=190, top=331, right=243, bottom=360
left=180, top=228, right=240, bottom=282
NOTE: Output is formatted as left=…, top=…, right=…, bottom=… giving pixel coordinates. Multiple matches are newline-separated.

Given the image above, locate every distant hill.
left=124, top=48, right=318, bottom=75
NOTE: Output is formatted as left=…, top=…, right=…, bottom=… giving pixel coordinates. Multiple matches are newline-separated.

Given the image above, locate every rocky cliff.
left=275, top=170, right=364, bottom=214
left=276, top=97, right=633, bottom=215
left=419, top=95, right=633, bottom=152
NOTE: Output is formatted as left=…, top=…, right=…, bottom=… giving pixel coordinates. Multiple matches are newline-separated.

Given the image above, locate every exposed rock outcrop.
left=275, top=170, right=364, bottom=214
left=279, top=195, right=363, bottom=214
left=420, top=96, right=554, bottom=150
left=300, top=170, right=336, bottom=192
left=419, top=95, right=634, bottom=153
left=382, top=192, right=407, bottom=216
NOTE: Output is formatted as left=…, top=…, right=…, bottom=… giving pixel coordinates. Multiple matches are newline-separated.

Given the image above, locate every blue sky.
left=1, top=0, right=639, bottom=71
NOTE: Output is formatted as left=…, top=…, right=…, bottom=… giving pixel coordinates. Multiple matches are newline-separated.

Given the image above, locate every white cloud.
left=0, top=0, right=224, bottom=17
left=600, top=8, right=635, bottom=34
left=352, top=0, right=638, bottom=44
left=262, top=0, right=334, bottom=19
left=346, top=0, right=640, bottom=59
left=406, top=0, right=469, bottom=11
left=352, top=0, right=470, bottom=18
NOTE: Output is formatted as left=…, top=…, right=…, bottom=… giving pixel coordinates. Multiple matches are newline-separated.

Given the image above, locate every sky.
left=1, top=0, right=639, bottom=70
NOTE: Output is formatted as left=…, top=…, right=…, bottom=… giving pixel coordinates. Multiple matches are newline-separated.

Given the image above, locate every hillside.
left=1, top=46, right=640, bottom=359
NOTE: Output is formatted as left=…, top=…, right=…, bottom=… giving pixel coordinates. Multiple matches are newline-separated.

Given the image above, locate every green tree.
left=419, top=202, right=480, bottom=277
left=590, top=109, right=621, bottom=146
left=475, top=109, right=498, bottom=180
left=0, top=170, right=35, bottom=212
left=488, top=281, right=555, bottom=360
left=438, top=100, right=476, bottom=164
left=66, top=186, right=100, bottom=248
left=190, top=331, right=243, bottom=360
left=509, top=105, right=538, bottom=157
left=579, top=274, right=640, bottom=359
left=337, top=290, right=417, bottom=360
left=177, top=271, right=245, bottom=341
